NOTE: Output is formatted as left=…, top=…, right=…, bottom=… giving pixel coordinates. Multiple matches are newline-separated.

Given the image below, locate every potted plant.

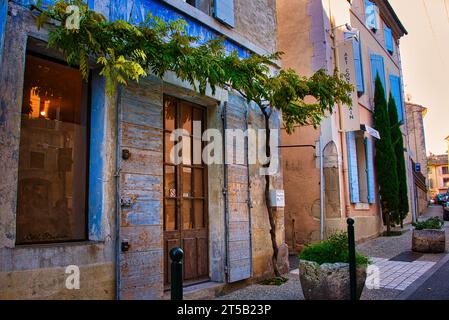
left=298, top=233, right=369, bottom=300
left=412, top=217, right=446, bottom=253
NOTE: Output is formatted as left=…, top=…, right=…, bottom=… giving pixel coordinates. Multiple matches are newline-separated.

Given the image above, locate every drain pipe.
left=222, top=102, right=230, bottom=280
left=319, top=130, right=325, bottom=241
left=114, top=86, right=123, bottom=300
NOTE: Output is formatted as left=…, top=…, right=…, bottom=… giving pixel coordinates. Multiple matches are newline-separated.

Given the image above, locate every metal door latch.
left=121, top=240, right=130, bottom=252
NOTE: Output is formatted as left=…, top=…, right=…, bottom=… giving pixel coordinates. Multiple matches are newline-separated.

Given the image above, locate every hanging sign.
left=338, top=40, right=361, bottom=132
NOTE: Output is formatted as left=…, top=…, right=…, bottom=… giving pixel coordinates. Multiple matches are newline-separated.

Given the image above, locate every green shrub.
left=298, top=233, right=369, bottom=266
left=412, top=217, right=444, bottom=230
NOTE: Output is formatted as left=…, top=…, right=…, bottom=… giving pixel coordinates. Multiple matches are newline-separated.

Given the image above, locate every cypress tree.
left=373, top=75, right=399, bottom=235
left=388, top=94, right=409, bottom=227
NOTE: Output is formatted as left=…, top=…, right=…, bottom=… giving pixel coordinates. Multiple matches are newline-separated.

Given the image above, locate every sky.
left=389, top=0, right=449, bottom=155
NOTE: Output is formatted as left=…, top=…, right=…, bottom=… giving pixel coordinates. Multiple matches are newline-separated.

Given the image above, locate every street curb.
left=396, top=252, right=449, bottom=300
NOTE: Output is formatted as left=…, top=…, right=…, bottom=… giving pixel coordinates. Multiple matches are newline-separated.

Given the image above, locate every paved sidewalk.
left=215, top=206, right=448, bottom=300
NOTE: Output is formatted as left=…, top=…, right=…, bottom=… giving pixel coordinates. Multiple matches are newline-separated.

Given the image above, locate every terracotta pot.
left=412, top=229, right=446, bottom=253
left=299, top=260, right=367, bottom=300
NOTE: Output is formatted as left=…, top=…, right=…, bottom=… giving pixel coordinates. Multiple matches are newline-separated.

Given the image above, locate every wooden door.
left=163, top=96, right=209, bottom=286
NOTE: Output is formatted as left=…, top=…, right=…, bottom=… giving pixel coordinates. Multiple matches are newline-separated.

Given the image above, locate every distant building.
left=405, top=102, right=428, bottom=216
left=277, top=0, right=410, bottom=251
left=427, top=154, right=449, bottom=198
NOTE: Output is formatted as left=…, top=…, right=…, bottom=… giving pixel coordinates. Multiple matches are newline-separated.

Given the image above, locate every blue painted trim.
left=365, top=137, right=376, bottom=204
left=88, top=71, right=106, bottom=241
left=14, top=0, right=251, bottom=57
left=347, top=131, right=360, bottom=204
left=0, top=0, right=8, bottom=71
left=108, top=0, right=249, bottom=58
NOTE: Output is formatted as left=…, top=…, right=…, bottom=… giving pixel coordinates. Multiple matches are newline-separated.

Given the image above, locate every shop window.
left=16, top=51, right=89, bottom=244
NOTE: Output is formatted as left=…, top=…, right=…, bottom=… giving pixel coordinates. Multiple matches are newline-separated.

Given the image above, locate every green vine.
left=34, top=0, right=352, bottom=132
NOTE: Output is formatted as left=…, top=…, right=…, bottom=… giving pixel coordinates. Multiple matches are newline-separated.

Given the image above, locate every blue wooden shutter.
left=353, top=37, right=365, bottom=94
left=344, top=32, right=364, bottom=94
left=384, top=26, right=394, bottom=54
left=224, top=97, right=252, bottom=283
left=347, top=131, right=360, bottom=203
left=370, top=54, right=386, bottom=98
left=214, top=0, right=235, bottom=28
left=389, top=75, right=404, bottom=123
left=365, top=0, right=379, bottom=31
left=365, top=137, right=376, bottom=204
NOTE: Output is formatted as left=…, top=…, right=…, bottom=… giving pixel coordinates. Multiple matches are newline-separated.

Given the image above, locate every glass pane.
left=164, top=165, right=176, bottom=198
left=16, top=53, right=87, bottom=244
left=164, top=97, right=176, bottom=131
left=164, top=132, right=175, bottom=164
left=194, top=168, right=204, bottom=197
left=165, top=199, right=176, bottom=231
left=192, top=108, right=203, bottom=139
left=182, top=200, right=193, bottom=230
left=182, top=167, right=192, bottom=198
left=194, top=200, right=205, bottom=228
left=181, top=135, right=192, bottom=165
left=181, top=104, right=192, bottom=135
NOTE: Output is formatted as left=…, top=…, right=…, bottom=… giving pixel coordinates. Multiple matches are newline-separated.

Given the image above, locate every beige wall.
left=278, top=0, right=410, bottom=251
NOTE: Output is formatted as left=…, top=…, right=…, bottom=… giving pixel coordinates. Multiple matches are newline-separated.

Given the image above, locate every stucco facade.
left=0, top=0, right=287, bottom=300
left=405, top=102, right=428, bottom=216
left=428, top=154, right=449, bottom=199
left=278, top=0, right=411, bottom=252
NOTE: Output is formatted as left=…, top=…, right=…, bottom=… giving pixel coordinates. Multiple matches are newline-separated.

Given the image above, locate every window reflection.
left=16, top=53, right=88, bottom=244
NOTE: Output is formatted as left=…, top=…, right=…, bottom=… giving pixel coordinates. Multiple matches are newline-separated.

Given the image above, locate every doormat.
left=389, top=251, right=423, bottom=262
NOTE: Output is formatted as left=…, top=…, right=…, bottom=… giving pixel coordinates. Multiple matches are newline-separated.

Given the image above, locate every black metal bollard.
left=170, top=247, right=184, bottom=300
left=347, top=218, right=357, bottom=301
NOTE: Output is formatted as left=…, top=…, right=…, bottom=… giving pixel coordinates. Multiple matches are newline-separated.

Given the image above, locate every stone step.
left=163, top=282, right=226, bottom=300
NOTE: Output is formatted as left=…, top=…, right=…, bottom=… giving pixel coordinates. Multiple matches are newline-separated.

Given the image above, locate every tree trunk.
left=386, top=211, right=391, bottom=236
left=262, top=111, right=281, bottom=277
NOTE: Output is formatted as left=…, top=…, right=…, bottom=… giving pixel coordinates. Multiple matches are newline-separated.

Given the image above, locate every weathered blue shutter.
left=224, top=96, right=252, bottom=283
left=384, top=26, right=394, bottom=54
left=365, top=137, right=376, bottom=204
left=214, top=0, right=235, bottom=28
left=389, top=74, right=404, bottom=123
left=0, top=0, right=7, bottom=71
left=353, top=37, right=365, bottom=94
left=344, top=32, right=364, bottom=94
left=347, top=131, right=360, bottom=203
left=365, top=0, right=379, bottom=31
left=370, top=54, right=386, bottom=98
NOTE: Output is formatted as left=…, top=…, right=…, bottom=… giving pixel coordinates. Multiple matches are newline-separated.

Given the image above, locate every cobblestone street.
left=216, top=206, right=449, bottom=300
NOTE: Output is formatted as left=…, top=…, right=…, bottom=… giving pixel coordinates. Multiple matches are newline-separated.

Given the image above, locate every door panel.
left=163, top=96, right=209, bottom=286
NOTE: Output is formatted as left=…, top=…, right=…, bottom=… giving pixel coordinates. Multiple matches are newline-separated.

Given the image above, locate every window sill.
left=14, top=240, right=107, bottom=250
left=354, top=203, right=371, bottom=210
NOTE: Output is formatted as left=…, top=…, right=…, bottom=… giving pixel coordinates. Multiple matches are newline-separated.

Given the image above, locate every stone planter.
left=412, top=229, right=446, bottom=253
left=299, top=260, right=367, bottom=300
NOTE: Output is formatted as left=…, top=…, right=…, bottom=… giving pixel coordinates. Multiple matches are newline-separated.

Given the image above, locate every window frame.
left=16, top=46, right=92, bottom=246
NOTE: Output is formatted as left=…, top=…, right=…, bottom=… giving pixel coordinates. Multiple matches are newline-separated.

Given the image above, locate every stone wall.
left=234, top=0, right=277, bottom=53
left=0, top=3, right=117, bottom=299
